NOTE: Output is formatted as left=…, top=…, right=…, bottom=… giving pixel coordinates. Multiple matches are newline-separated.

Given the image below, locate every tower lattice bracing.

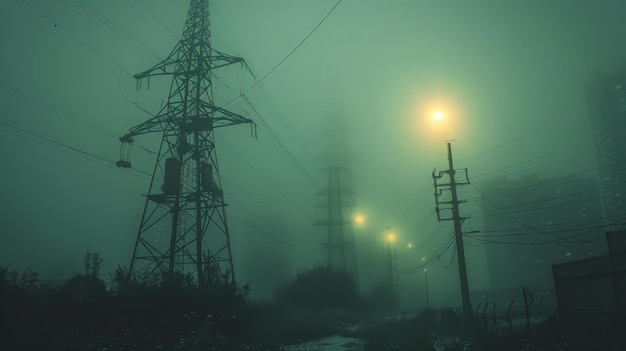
left=117, top=0, right=252, bottom=285
left=315, top=167, right=358, bottom=280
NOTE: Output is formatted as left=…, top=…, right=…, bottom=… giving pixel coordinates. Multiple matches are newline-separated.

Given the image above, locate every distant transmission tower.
left=117, top=0, right=253, bottom=285
left=315, top=167, right=358, bottom=280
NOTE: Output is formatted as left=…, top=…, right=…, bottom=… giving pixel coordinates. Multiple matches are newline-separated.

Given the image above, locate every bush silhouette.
left=276, top=265, right=357, bottom=310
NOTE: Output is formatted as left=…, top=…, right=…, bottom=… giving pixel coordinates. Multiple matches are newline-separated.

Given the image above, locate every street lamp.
left=432, top=111, right=457, bottom=141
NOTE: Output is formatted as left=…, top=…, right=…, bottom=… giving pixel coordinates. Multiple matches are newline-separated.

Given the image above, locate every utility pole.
left=424, top=268, right=429, bottom=309
left=433, top=142, right=472, bottom=328
left=384, top=226, right=398, bottom=295
left=117, top=0, right=253, bottom=286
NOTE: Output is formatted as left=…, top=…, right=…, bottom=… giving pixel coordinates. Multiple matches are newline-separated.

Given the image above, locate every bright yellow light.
left=386, top=232, right=397, bottom=243
left=354, top=214, right=365, bottom=225
left=412, top=92, right=464, bottom=146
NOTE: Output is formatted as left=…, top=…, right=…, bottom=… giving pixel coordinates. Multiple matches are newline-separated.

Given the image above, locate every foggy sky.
left=1, top=0, right=625, bottom=302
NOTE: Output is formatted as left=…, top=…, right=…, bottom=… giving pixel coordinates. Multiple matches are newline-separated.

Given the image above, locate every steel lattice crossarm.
left=118, top=100, right=253, bottom=146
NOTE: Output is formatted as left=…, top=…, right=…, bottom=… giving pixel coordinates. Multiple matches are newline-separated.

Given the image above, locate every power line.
left=0, top=85, right=156, bottom=155
left=467, top=183, right=577, bottom=244
left=225, top=197, right=313, bottom=249
left=471, top=136, right=602, bottom=181
left=241, top=93, right=319, bottom=188
left=22, top=0, right=167, bottom=104
left=450, top=163, right=626, bottom=248
left=0, top=120, right=151, bottom=180
left=57, top=0, right=163, bottom=63
left=471, top=215, right=625, bottom=237
left=21, top=0, right=132, bottom=75
left=455, top=108, right=583, bottom=164
left=399, top=230, right=457, bottom=274
left=242, top=63, right=317, bottom=163
left=218, top=136, right=315, bottom=223
left=466, top=173, right=626, bottom=219
left=1, top=86, right=116, bottom=138
left=132, top=0, right=180, bottom=40
left=1, top=120, right=111, bottom=164
left=397, top=211, right=441, bottom=265
left=467, top=160, right=626, bottom=201
left=395, top=176, right=432, bottom=225
left=247, top=0, right=343, bottom=89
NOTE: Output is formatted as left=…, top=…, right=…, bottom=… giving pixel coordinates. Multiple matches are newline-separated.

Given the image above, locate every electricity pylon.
left=117, top=0, right=253, bottom=286
left=315, top=166, right=359, bottom=281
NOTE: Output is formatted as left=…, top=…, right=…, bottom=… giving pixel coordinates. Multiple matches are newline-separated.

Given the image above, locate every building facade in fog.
left=552, top=231, right=626, bottom=350
left=479, top=174, right=605, bottom=291
left=587, top=72, right=626, bottom=224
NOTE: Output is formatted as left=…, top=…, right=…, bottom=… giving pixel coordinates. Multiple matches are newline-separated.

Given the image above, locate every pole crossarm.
left=433, top=167, right=470, bottom=222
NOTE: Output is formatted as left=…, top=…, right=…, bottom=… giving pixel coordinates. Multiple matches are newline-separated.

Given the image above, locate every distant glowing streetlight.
left=407, top=243, right=413, bottom=248
left=354, top=214, right=365, bottom=226
left=386, top=232, right=397, bottom=243
left=433, top=111, right=443, bottom=121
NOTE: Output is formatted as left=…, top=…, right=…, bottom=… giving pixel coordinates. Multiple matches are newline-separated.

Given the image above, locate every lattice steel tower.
left=117, top=0, right=252, bottom=285
left=315, top=167, right=358, bottom=279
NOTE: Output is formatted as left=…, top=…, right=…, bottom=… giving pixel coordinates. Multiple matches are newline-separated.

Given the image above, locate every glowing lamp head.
left=354, top=214, right=365, bottom=225
left=386, top=232, right=397, bottom=243
left=433, top=111, right=443, bottom=121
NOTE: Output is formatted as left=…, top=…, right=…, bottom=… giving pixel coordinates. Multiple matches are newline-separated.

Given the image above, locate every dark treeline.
left=1, top=252, right=569, bottom=351
left=0, top=253, right=390, bottom=350
left=1, top=252, right=251, bottom=350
